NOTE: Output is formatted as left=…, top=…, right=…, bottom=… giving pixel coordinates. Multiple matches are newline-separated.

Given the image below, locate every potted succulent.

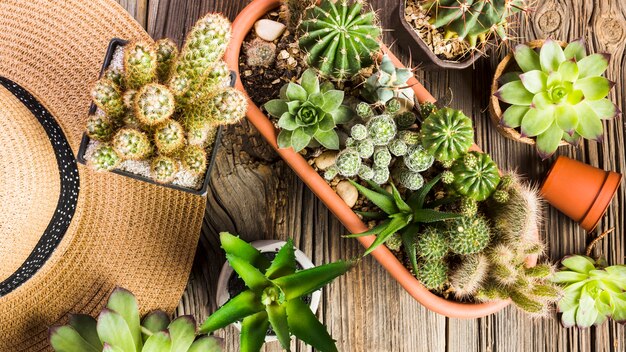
left=77, top=14, right=248, bottom=196
left=214, top=236, right=322, bottom=342
left=202, top=232, right=353, bottom=352
left=225, top=0, right=555, bottom=318
left=395, top=0, right=531, bottom=69
left=49, top=287, right=223, bottom=351
left=489, top=38, right=620, bottom=159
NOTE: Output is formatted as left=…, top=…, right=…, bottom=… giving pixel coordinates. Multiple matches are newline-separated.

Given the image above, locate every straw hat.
left=0, top=0, right=207, bottom=349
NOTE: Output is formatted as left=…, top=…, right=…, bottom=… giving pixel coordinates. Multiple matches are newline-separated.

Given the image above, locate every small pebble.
left=336, top=180, right=358, bottom=208
left=315, top=151, right=338, bottom=170
left=254, top=19, right=286, bottom=41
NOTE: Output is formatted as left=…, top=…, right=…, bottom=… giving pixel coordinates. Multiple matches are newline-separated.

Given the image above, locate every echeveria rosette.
left=551, top=255, right=626, bottom=328
left=264, top=69, right=352, bottom=152
left=496, top=39, right=619, bottom=159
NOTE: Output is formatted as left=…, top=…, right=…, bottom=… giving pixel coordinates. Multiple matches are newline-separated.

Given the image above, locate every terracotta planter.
left=225, top=0, right=537, bottom=318
left=394, top=1, right=481, bottom=70
left=489, top=39, right=568, bottom=148
left=540, top=156, right=622, bottom=232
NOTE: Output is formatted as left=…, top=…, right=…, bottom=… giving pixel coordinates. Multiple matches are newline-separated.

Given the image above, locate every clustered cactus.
left=362, top=54, right=416, bottom=108
left=87, top=14, right=247, bottom=185
left=299, top=0, right=382, bottom=81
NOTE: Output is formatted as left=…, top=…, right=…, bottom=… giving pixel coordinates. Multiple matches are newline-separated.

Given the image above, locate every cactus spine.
left=124, top=41, right=158, bottom=89
left=154, top=120, right=185, bottom=155
left=181, top=145, right=208, bottom=175
left=92, top=79, right=126, bottom=119
left=134, top=83, right=175, bottom=126
left=155, top=38, right=179, bottom=83
left=112, top=128, right=151, bottom=160
left=89, top=144, right=121, bottom=171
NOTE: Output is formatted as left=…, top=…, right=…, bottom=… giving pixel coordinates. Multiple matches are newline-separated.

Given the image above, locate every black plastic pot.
left=77, top=38, right=233, bottom=196
left=394, top=2, right=482, bottom=70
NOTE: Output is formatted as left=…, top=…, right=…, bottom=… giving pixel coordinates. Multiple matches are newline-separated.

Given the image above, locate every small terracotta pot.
left=225, top=0, right=538, bottom=319
left=540, top=156, right=622, bottom=232
left=489, top=39, right=568, bottom=148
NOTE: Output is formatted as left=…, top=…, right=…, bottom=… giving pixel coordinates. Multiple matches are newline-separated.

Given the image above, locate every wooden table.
left=117, top=1, right=625, bottom=350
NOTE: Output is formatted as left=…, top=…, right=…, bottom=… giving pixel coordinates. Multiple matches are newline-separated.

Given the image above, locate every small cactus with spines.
left=358, top=164, right=374, bottom=180
left=206, top=88, right=248, bottom=125
left=245, top=38, right=276, bottom=67
left=446, top=216, right=491, bottom=255
left=92, top=79, right=126, bottom=119
left=181, top=145, right=208, bottom=175
left=112, top=128, right=151, bottom=160
left=299, top=0, right=382, bottom=81
left=124, top=41, right=158, bottom=90
left=416, top=227, right=448, bottom=261
left=89, top=144, right=121, bottom=171
left=441, top=170, right=454, bottom=184
left=388, top=139, right=408, bottom=156
left=459, top=197, right=478, bottom=217
left=404, top=145, right=435, bottom=172
left=420, top=107, right=474, bottom=163
left=417, top=260, right=448, bottom=290
left=335, top=148, right=362, bottom=177
left=86, top=115, right=114, bottom=141
left=155, top=38, right=178, bottom=82
left=280, top=0, right=316, bottom=31
left=134, top=83, right=175, bottom=126
left=386, top=233, right=403, bottom=251
left=355, top=139, right=375, bottom=158
left=449, top=253, right=489, bottom=298
left=395, top=111, right=417, bottom=130
left=104, top=68, right=126, bottom=90
left=397, top=168, right=424, bottom=191
left=371, top=166, right=390, bottom=184
left=373, top=147, right=392, bottom=168
left=363, top=55, right=416, bottom=107
left=151, top=155, right=178, bottom=183
left=356, top=102, right=374, bottom=120
left=419, top=101, right=436, bottom=120
left=366, top=115, right=397, bottom=146
left=154, top=120, right=185, bottom=155
left=450, top=152, right=501, bottom=201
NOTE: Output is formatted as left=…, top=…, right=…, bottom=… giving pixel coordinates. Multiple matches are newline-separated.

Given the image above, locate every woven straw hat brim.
left=0, top=0, right=206, bottom=349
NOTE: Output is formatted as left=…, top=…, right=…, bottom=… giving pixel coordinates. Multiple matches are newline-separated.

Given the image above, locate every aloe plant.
left=347, top=175, right=462, bottom=272
left=495, top=39, right=619, bottom=159
left=200, top=233, right=353, bottom=352
left=551, top=255, right=626, bottom=328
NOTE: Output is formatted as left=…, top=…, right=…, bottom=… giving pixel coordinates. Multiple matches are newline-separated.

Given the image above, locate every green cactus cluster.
left=87, top=14, right=247, bottom=185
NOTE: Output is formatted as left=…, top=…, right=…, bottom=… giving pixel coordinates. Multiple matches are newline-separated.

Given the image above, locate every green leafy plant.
left=362, top=54, right=415, bottom=107
left=449, top=151, right=500, bottom=201
left=496, top=39, right=619, bottom=158
left=420, top=107, right=474, bottom=162
left=551, top=255, right=626, bottom=328
left=49, top=287, right=222, bottom=352
left=264, top=69, right=352, bottom=152
left=299, top=0, right=381, bottom=80
left=200, top=233, right=353, bottom=352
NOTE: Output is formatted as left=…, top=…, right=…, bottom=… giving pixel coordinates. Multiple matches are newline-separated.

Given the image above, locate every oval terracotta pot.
left=225, top=0, right=538, bottom=319
left=489, top=39, right=568, bottom=148
left=540, top=156, right=622, bottom=232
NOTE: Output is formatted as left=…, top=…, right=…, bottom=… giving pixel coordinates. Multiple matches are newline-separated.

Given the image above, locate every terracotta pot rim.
left=225, top=0, right=540, bottom=319
left=489, top=39, right=569, bottom=147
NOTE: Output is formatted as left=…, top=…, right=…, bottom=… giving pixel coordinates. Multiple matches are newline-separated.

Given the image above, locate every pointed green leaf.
left=265, top=239, right=297, bottom=279
left=264, top=100, right=289, bottom=118
left=278, top=112, right=298, bottom=130
left=317, top=113, right=335, bottom=131
left=355, top=211, right=386, bottom=220
left=520, top=70, right=547, bottom=93
left=407, top=175, right=440, bottom=209
left=349, top=180, right=398, bottom=215
left=364, top=216, right=410, bottom=256
left=106, top=288, right=142, bottom=352
left=320, top=81, right=334, bottom=93
left=102, top=343, right=124, bottom=352
left=286, top=101, right=301, bottom=115
left=226, top=254, right=271, bottom=292
left=574, top=102, right=603, bottom=140
left=575, top=76, right=612, bottom=100
left=286, top=83, right=308, bottom=102
left=567, top=89, right=584, bottom=105
left=219, top=232, right=270, bottom=271
left=267, top=304, right=291, bottom=350
left=610, top=292, right=626, bottom=323
left=345, top=220, right=391, bottom=238
left=300, top=69, right=320, bottom=95
left=330, top=105, right=353, bottom=124
left=564, top=39, right=586, bottom=60
left=576, top=286, right=600, bottom=328
left=502, top=105, right=530, bottom=128
left=290, top=128, right=312, bottom=152
left=499, top=71, right=522, bottom=85
left=141, top=311, right=169, bottom=342
left=586, top=98, right=619, bottom=120
left=189, top=336, right=223, bottom=352
left=400, top=224, right=420, bottom=275
left=540, top=39, right=566, bottom=72
left=286, top=299, right=338, bottom=352
left=277, top=129, right=293, bottom=149
left=68, top=314, right=102, bottom=350
left=142, top=331, right=171, bottom=352
left=49, top=326, right=100, bottom=352
left=562, top=131, right=581, bottom=146
left=532, top=92, right=553, bottom=110
left=520, top=107, right=554, bottom=137
left=562, top=255, right=595, bottom=274
left=321, top=90, right=344, bottom=112
left=605, top=265, right=626, bottom=289
left=496, top=81, right=534, bottom=105
left=390, top=183, right=411, bottom=213
left=240, top=312, right=269, bottom=352
left=558, top=60, right=579, bottom=82
left=366, top=180, right=392, bottom=197
left=536, top=122, right=564, bottom=160
left=199, top=290, right=264, bottom=333
left=514, top=44, right=541, bottom=72
left=168, top=316, right=196, bottom=352
left=413, top=209, right=462, bottom=223
left=560, top=308, right=578, bottom=328
left=272, top=261, right=354, bottom=300
left=314, top=129, right=340, bottom=150
left=555, top=104, right=578, bottom=134
left=577, top=53, right=610, bottom=79
left=551, top=271, right=589, bottom=283
left=96, top=309, right=136, bottom=352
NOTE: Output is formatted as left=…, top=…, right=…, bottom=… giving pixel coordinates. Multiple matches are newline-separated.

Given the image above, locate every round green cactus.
left=386, top=233, right=403, bottom=251
left=207, top=88, right=247, bottom=125
left=373, top=147, right=392, bottom=168
left=124, top=41, right=158, bottom=90
left=92, top=79, right=126, bottom=119
left=134, top=83, right=175, bottom=126
left=450, top=151, right=500, bottom=201
left=351, top=124, right=368, bottom=141
left=446, top=216, right=491, bottom=255
left=395, top=111, right=417, bottom=130
left=181, top=145, right=208, bottom=175
left=420, top=107, right=474, bottom=162
left=388, top=139, right=408, bottom=156
left=385, top=98, right=402, bottom=114
left=245, top=38, right=276, bottom=67
left=188, top=123, right=216, bottom=147
left=441, top=170, right=454, bottom=185
left=355, top=139, right=374, bottom=159
left=155, top=38, right=179, bottom=83
left=335, top=148, right=361, bottom=177
left=324, top=165, right=339, bottom=180
left=151, top=155, right=179, bottom=183
left=176, top=13, right=231, bottom=78
left=356, top=102, right=374, bottom=120
left=89, top=144, right=121, bottom=171
left=416, top=227, right=448, bottom=261
left=86, top=115, right=114, bottom=141
left=417, top=260, right=448, bottom=290
left=358, top=164, right=374, bottom=180
left=366, top=115, right=397, bottom=146
left=459, top=197, right=478, bottom=217
left=112, top=128, right=151, bottom=160
left=398, top=169, right=424, bottom=191
left=403, top=145, right=434, bottom=173
left=397, top=130, right=420, bottom=146
left=371, top=166, right=390, bottom=185
left=154, top=120, right=185, bottom=155
left=299, top=0, right=381, bottom=80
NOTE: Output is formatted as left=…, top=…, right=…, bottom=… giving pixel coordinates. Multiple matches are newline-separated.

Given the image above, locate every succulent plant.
left=88, top=144, right=121, bottom=171
left=416, top=227, right=448, bottom=261
left=112, top=128, right=151, bottom=160
left=551, top=255, right=626, bottom=328
left=151, top=155, right=179, bottom=183
left=245, top=38, right=277, bottom=67
left=200, top=233, right=352, bottom=352
left=188, top=124, right=217, bottom=147
left=104, top=68, right=126, bottom=91
left=334, top=148, right=362, bottom=177
left=265, top=69, right=352, bottom=152
left=181, top=145, right=207, bottom=175
left=206, top=88, right=248, bottom=125
left=134, top=83, right=175, bottom=126
left=403, top=145, right=435, bottom=172
left=450, top=151, right=500, bottom=201
left=420, top=0, right=531, bottom=49
left=49, top=287, right=222, bottom=352
left=496, top=39, right=619, bottom=159
left=280, top=0, right=316, bottom=31
left=446, top=216, right=491, bottom=255
left=366, top=115, right=397, bottom=146
left=397, top=168, right=425, bottom=191
left=92, top=79, right=126, bottom=119
left=385, top=233, right=403, bottom=251
left=448, top=253, right=490, bottom=298
left=155, top=38, right=179, bottom=83
left=420, top=107, right=474, bottom=162
left=459, top=197, right=478, bottom=217
left=395, top=111, right=417, bottom=130
left=417, top=260, right=448, bottom=290
left=362, top=55, right=415, bottom=107
left=299, top=0, right=382, bottom=81
left=124, top=41, right=158, bottom=90
left=86, top=115, right=114, bottom=141
left=355, top=102, right=374, bottom=120
left=373, top=147, right=392, bottom=168
left=154, top=120, right=185, bottom=155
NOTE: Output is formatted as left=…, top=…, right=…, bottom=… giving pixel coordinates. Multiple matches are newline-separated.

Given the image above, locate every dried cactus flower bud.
left=416, top=227, right=448, bottom=260
left=403, top=145, right=434, bottom=172
left=151, top=155, right=179, bottom=183
left=92, top=79, right=125, bottom=119
left=245, top=38, right=276, bottom=67
left=103, top=68, right=126, bottom=90
left=446, top=216, right=491, bottom=255
left=366, top=115, right=397, bottom=146
left=177, top=13, right=232, bottom=78
left=351, top=124, right=368, bottom=141
left=134, top=83, right=175, bottom=126
left=112, top=128, right=151, bottom=160
left=417, top=260, right=448, bottom=290
left=371, top=166, right=390, bottom=185
left=89, top=144, right=121, bottom=171
left=155, top=38, right=179, bottom=83
left=181, top=145, right=208, bottom=175
left=335, top=148, right=361, bottom=177
left=124, top=41, right=158, bottom=89
left=208, top=88, right=247, bottom=125
left=86, top=114, right=114, bottom=141
left=356, top=102, right=374, bottom=120
left=154, top=120, right=185, bottom=155
left=388, top=139, right=408, bottom=156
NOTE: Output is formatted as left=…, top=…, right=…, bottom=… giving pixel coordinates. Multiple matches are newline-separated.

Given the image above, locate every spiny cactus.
left=245, top=38, right=277, bottom=67
left=420, top=0, right=531, bottom=49
left=366, top=115, right=397, bottom=146
left=89, top=144, right=121, bottom=171
left=335, top=148, right=362, bottom=177
left=356, top=102, right=374, bottom=120
left=373, top=147, right=392, bottom=167
left=386, top=233, right=403, bottom=251
left=112, top=128, right=151, bottom=160
left=397, top=168, right=425, bottom=190
left=176, top=13, right=231, bottom=78
left=459, top=197, right=478, bottom=217
left=299, top=0, right=382, bottom=81
left=404, top=144, right=435, bottom=172
left=446, top=216, right=491, bottom=255
left=363, top=54, right=415, bottom=107
left=417, top=260, right=448, bottom=290
left=181, top=145, right=207, bottom=175
left=388, top=138, right=409, bottom=156
left=416, top=227, right=448, bottom=261
left=450, top=151, right=500, bottom=201
left=154, top=120, right=185, bottom=155
left=206, top=88, right=248, bottom=125
left=124, top=41, right=158, bottom=90
left=104, top=68, right=126, bottom=90
left=395, top=111, right=417, bottom=130
left=420, top=107, right=474, bottom=162
left=188, top=123, right=216, bottom=147
left=449, top=253, right=489, bottom=298
left=92, top=79, right=126, bottom=119
left=151, top=155, right=179, bottom=183
left=155, top=38, right=179, bottom=83
left=86, top=115, right=114, bottom=141
left=134, top=83, right=175, bottom=126
left=280, top=0, right=316, bottom=31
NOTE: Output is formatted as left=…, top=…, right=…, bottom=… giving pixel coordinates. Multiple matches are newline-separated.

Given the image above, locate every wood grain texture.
left=116, top=0, right=626, bottom=350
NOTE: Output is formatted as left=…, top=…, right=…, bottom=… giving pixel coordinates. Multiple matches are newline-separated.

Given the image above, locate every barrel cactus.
left=446, top=216, right=491, bottom=255
left=420, top=107, right=474, bottom=162
left=124, top=41, right=158, bottom=90
left=299, top=0, right=382, bottom=81
left=181, top=145, right=207, bottom=175
left=206, top=88, right=248, bottom=125
left=417, top=260, right=448, bottom=290
left=92, top=79, right=125, bottom=119
left=450, top=151, right=500, bottom=201
left=403, top=145, right=435, bottom=172
left=104, top=68, right=126, bottom=90
left=416, top=227, right=448, bottom=261
left=112, top=128, right=151, bottom=160
left=335, top=148, right=362, bottom=177
left=366, top=115, right=397, bottom=146
left=362, top=54, right=415, bottom=107
left=89, top=144, right=121, bottom=171
left=134, top=83, right=175, bottom=126
left=154, top=120, right=185, bottom=155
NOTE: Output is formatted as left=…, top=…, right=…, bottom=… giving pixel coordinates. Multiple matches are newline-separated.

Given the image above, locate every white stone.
left=254, top=19, right=286, bottom=42
left=336, top=180, right=358, bottom=208
left=315, top=151, right=338, bottom=170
